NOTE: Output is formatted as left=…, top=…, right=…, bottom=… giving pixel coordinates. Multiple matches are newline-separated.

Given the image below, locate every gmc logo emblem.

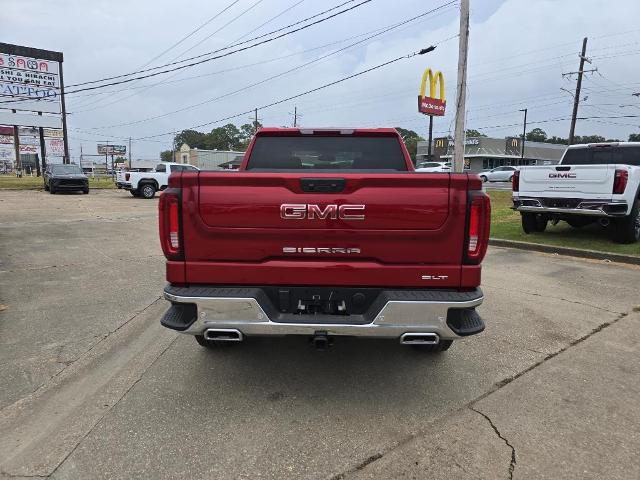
left=280, top=204, right=365, bottom=220
left=549, top=173, right=577, bottom=179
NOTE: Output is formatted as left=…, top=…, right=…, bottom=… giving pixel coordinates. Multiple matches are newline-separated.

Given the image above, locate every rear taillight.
left=512, top=170, right=520, bottom=192
left=159, top=189, right=183, bottom=260
left=125, top=173, right=130, bottom=181
left=465, top=191, right=491, bottom=264
left=613, top=169, right=628, bottom=194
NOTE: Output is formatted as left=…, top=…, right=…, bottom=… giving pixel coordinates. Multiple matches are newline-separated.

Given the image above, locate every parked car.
left=123, top=163, right=199, bottom=198
left=415, top=161, right=451, bottom=172
left=478, top=166, right=518, bottom=182
left=44, top=164, right=89, bottom=194
left=513, top=142, right=640, bottom=243
left=158, top=127, right=491, bottom=353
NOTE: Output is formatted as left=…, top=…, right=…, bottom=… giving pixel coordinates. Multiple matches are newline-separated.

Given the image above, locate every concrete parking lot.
left=1, top=189, right=639, bottom=480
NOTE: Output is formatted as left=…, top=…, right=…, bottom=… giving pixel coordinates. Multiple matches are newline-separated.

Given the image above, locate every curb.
left=489, top=238, right=640, bottom=266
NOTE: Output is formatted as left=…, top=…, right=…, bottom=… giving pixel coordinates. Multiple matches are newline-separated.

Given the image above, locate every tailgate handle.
left=555, top=166, right=571, bottom=171
left=300, top=178, right=346, bottom=193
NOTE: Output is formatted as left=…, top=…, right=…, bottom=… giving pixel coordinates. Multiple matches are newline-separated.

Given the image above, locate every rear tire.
left=83, top=188, right=89, bottom=194
left=612, top=198, right=640, bottom=244
left=480, top=175, right=488, bottom=183
left=140, top=183, right=156, bottom=199
left=49, top=185, right=56, bottom=194
left=44, top=183, right=49, bottom=191
left=521, top=213, right=548, bottom=233
left=411, top=340, right=453, bottom=353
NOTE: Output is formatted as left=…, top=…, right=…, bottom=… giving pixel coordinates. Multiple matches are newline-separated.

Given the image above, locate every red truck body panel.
left=161, top=128, right=488, bottom=290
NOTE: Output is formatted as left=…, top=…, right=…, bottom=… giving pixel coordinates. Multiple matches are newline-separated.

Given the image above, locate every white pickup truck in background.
left=122, top=163, right=198, bottom=198
left=513, top=142, right=640, bottom=243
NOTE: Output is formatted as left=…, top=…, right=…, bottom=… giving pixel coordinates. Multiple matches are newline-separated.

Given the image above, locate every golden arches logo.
left=419, top=68, right=445, bottom=101
left=511, top=138, right=519, bottom=147
left=418, top=68, right=446, bottom=116
left=435, top=138, right=446, bottom=148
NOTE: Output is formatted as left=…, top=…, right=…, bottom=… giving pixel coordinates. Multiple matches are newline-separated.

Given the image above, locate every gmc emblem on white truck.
left=549, top=173, right=577, bottom=179
left=280, top=204, right=365, bottom=220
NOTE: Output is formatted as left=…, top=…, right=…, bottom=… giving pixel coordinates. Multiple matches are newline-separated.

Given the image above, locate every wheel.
left=83, top=189, right=89, bottom=194
left=129, top=190, right=139, bottom=197
left=195, top=335, right=239, bottom=349
left=49, top=185, right=56, bottom=194
left=508, top=175, right=514, bottom=183
left=480, top=175, right=488, bottom=183
left=521, top=213, right=548, bottom=233
left=411, top=340, right=453, bottom=353
left=566, top=217, right=594, bottom=228
left=612, top=198, right=640, bottom=244
left=44, top=183, right=49, bottom=191
left=140, top=183, right=156, bottom=199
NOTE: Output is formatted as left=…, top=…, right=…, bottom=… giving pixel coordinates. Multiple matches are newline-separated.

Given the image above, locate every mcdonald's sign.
left=505, top=137, right=521, bottom=155
left=433, top=137, right=449, bottom=158
left=418, top=68, right=446, bottom=116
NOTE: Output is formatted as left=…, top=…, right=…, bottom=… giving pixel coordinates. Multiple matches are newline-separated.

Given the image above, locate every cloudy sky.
left=3, top=0, right=640, bottom=160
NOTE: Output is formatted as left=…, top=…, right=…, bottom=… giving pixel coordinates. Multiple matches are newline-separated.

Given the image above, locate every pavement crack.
left=330, top=310, right=633, bottom=480
left=470, top=406, right=516, bottom=479
left=0, top=297, right=163, bottom=417
left=328, top=453, right=384, bottom=480
left=483, top=284, right=625, bottom=315
left=472, top=311, right=629, bottom=404
left=46, top=335, right=178, bottom=478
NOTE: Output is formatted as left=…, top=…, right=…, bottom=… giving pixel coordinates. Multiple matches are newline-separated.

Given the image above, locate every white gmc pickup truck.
left=122, top=162, right=198, bottom=198
left=512, top=142, right=640, bottom=243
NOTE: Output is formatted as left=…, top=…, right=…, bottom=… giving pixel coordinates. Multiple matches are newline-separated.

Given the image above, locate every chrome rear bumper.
left=161, top=285, right=485, bottom=340
left=513, top=198, right=628, bottom=217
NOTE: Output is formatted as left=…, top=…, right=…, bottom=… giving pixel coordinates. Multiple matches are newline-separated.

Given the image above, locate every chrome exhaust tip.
left=400, top=333, right=440, bottom=345
left=203, top=328, right=243, bottom=342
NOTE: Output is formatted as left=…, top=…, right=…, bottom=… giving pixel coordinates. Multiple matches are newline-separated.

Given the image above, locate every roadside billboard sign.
left=0, top=42, right=67, bottom=165
left=97, top=144, right=126, bottom=155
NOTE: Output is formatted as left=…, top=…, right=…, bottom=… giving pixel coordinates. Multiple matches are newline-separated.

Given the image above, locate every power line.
left=166, top=0, right=266, bottom=63
left=86, top=3, right=458, bottom=130
left=68, top=0, right=294, bottom=113
left=134, top=45, right=438, bottom=140
left=142, top=0, right=243, bottom=68
left=67, top=0, right=370, bottom=89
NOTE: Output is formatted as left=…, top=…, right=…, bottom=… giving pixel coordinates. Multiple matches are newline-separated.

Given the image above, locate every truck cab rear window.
left=246, top=136, right=408, bottom=171
left=562, top=147, right=640, bottom=166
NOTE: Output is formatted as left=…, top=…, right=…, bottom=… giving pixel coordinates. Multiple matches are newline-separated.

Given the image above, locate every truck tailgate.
left=179, top=172, right=471, bottom=287
left=519, top=164, right=615, bottom=197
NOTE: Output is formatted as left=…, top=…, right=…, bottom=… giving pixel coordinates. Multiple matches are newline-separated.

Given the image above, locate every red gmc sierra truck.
left=159, top=128, right=490, bottom=352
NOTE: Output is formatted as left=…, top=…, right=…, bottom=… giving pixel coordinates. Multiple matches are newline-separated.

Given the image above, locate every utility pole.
left=452, top=0, right=470, bottom=173
left=254, top=108, right=259, bottom=133
left=567, top=37, right=591, bottom=145
left=59, top=60, right=71, bottom=164
left=519, top=108, right=527, bottom=161
left=128, top=137, right=132, bottom=169
left=293, top=106, right=298, bottom=127
left=104, top=140, right=109, bottom=174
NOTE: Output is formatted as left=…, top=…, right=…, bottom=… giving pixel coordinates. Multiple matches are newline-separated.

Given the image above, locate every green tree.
left=204, top=124, right=242, bottom=150
left=465, top=129, right=487, bottom=138
left=174, top=129, right=207, bottom=150
left=629, top=133, right=640, bottom=142
left=545, top=136, right=568, bottom=145
left=574, top=135, right=606, bottom=144
left=526, top=128, right=547, bottom=142
left=160, top=150, right=173, bottom=162
left=239, top=121, right=263, bottom=149
left=395, top=127, right=424, bottom=161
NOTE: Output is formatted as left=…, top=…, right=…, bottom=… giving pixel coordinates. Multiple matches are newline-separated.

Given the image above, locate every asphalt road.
left=0, top=189, right=639, bottom=480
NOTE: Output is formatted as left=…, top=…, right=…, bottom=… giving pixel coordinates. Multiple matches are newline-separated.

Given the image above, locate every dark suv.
left=44, top=164, right=89, bottom=194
